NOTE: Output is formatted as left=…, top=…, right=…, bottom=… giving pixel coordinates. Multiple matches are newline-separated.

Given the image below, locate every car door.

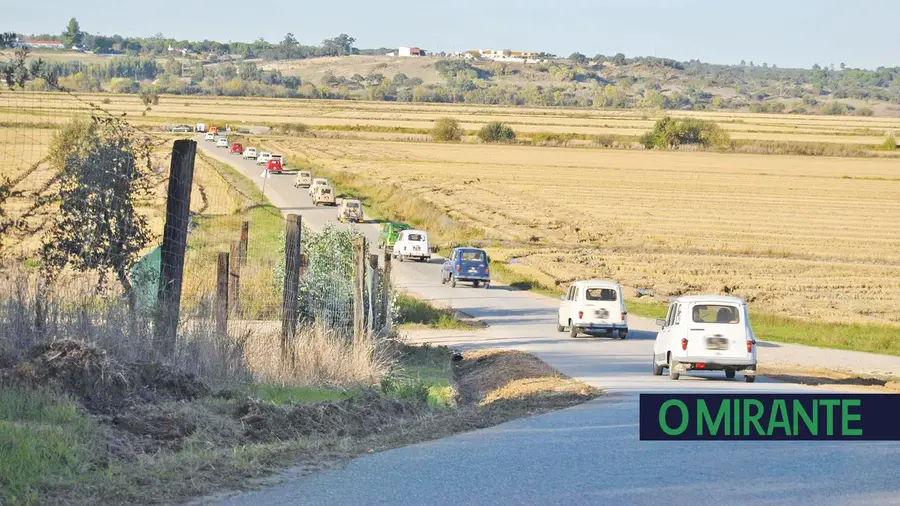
left=654, top=303, right=676, bottom=359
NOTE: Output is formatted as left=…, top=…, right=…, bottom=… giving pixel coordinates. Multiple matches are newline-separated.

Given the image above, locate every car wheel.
left=440, top=273, right=447, bottom=285
left=668, top=355, right=680, bottom=380
left=450, top=276, right=457, bottom=288
left=569, top=321, right=578, bottom=338
left=725, top=370, right=736, bottom=379
left=473, top=281, right=480, bottom=288
left=618, top=329, right=628, bottom=339
left=483, top=282, right=489, bottom=289
left=652, top=355, right=664, bottom=376
left=557, top=319, right=565, bottom=333
left=745, top=375, right=756, bottom=383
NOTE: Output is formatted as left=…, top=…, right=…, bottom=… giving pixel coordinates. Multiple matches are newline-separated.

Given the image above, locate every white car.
left=392, top=229, right=431, bottom=262
left=308, top=178, right=328, bottom=196
left=557, top=280, right=628, bottom=339
left=256, top=152, right=272, bottom=165
left=204, top=132, right=216, bottom=141
left=242, top=147, right=258, bottom=160
left=216, top=137, right=228, bottom=148
left=652, top=295, right=758, bottom=382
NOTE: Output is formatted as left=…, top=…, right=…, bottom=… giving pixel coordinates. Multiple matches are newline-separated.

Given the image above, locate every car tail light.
left=696, top=363, right=706, bottom=369
left=578, top=311, right=583, bottom=319
left=747, top=340, right=755, bottom=353
left=681, top=338, right=688, bottom=351
left=484, top=267, right=489, bottom=275
left=455, top=264, right=460, bottom=273
left=621, top=312, right=626, bottom=321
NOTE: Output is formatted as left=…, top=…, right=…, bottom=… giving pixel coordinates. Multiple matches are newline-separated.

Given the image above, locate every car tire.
left=450, top=276, right=456, bottom=288
left=725, top=370, right=736, bottom=379
left=440, top=273, right=447, bottom=285
left=652, top=356, right=664, bottom=376
left=483, top=282, right=489, bottom=289
left=557, top=320, right=565, bottom=333
left=745, top=375, right=756, bottom=383
left=618, top=329, right=628, bottom=339
left=669, top=355, right=680, bottom=380
left=473, top=281, right=480, bottom=288
left=569, top=321, right=578, bottom=338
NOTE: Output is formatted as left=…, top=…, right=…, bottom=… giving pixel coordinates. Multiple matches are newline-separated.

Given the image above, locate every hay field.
left=265, top=137, right=900, bottom=325
left=3, top=91, right=900, bottom=146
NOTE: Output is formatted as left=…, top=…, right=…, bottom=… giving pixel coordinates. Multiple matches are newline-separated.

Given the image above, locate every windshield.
left=585, top=288, right=617, bottom=301
left=460, top=250, right=485, bottom=262
left=693, top=304, right=740, bottom=324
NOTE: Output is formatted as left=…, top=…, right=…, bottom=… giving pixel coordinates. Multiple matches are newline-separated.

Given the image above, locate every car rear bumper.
left=674, top=357, right=757, bottom=372
left=575, top=323, right=627, bottom=331
left=457, top=275, right=489, bottom=282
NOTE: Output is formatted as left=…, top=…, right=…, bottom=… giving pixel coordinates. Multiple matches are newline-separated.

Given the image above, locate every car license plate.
left=595, top=309, right=609, bottom=319
left=706, top=337, right=729, bottom=350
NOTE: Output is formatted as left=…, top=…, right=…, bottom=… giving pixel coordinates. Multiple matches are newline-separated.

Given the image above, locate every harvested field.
left=265, top=136, right=900, bottom=325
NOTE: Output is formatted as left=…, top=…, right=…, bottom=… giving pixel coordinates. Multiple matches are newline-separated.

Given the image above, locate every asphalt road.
left=197, top=137, right=900, bottom=505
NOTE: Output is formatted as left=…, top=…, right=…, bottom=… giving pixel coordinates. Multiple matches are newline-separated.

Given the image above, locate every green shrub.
left=854, top=107, right=875, bottom=117
left=640, top=116, right=731, bottom=149
left=593, top=134, right=616, bottom=147
left=277, top=122, right=309, bottom=135
left=880, top=135, right=897, bottom=150
left=477, top=122, right=516, bottom=143
left=431, top=117, right=463, bottom=141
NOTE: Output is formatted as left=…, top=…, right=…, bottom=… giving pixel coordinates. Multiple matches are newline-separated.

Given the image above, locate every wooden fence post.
left=281, top=214, right=302, bottom=356
left=229, top=240, right=241, bottom=314
left=368, top=253, right=379, bottom=336
left=155, top=139, right=196, bottom=357
left=238, top=221, right=249, bottom=267
left=216, top=251, right=229, bottom=336
left=353, top=237, right=366, bottom=342
left=381, top=249, right=392, bottom=333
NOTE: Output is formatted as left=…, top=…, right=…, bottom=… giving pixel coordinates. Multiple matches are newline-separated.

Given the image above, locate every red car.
left=266, top=158, right=283, bottom=173
left=230, top=143, right=243, bottom=155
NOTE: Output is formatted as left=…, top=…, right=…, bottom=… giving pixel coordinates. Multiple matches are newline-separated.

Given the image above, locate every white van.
left=652, top=295, right=757, bottom=382
left=393, top=230, right=430, bottom=262
left=557, top=280, right=628, bottom=339
left=204, top=132, right=216, bottom=141
left=242, top=147, right=258, bottom=160
left=294, top=170, right=312, bottom=188
left=308, top=178, right=328, bottom=196
left=256, top=152, right=272, bottom=165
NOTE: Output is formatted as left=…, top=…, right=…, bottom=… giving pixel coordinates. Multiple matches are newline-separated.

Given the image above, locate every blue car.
left=441, top=247, right=490, bottom=289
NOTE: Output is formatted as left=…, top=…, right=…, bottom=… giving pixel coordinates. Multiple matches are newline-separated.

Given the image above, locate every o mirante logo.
left=639, top=394, right=900, bottom=440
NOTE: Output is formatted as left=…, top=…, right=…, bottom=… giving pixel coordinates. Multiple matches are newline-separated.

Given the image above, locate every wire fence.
left=0, top=52, right=395, bottom=379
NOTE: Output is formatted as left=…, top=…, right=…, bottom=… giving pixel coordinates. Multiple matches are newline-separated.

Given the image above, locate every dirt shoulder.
left=757, top=363, right=900, bottom=393
left=1, top=341, right=599, bottom=505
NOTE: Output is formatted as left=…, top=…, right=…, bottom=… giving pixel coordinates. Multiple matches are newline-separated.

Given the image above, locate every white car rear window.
left=693, top=305, right=739, bottom=324
left=408, top=234, right=424, bottom=241
left=586, top=288, right=617, bottom=301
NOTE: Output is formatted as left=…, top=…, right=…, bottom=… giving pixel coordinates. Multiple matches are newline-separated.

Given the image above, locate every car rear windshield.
left=347, top=202, right=360, bottom=208
left=693, top=305, right=740, bottom=324
left=585, top=288, right=617, bottom=301
left=408, top=233, right=424, bottom=241
left=460, top=251, right=485, bottom=262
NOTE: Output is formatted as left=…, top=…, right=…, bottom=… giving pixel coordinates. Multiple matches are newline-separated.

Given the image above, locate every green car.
left=379, top=222, right=411, bottom=249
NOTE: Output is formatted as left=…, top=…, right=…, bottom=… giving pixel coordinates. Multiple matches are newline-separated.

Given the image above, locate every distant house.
left=17, top=39, right=65, bottom=49
left=398, top=46, right=426, bottom=57
left=468, top=49, right=539, bottom=63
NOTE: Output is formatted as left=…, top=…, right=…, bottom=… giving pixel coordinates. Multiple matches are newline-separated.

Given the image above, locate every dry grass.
left=757, top=363, right=900, bottom=393
left=454, top=349, right=600, bottom=406
left=263, top=136, right=900, bottom=325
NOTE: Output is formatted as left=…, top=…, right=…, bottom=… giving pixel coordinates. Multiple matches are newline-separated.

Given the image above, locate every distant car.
left=256, top=152, right=272, bottom=165
left=441, top=247, right=489, bottom=288
left=294, top=170, right=312, bottom=188
left=171, top=124, right=193, bottom=133
left=393, top=229, right=431, bottom=263
left=311, top=185, right=336, bottom=206
left=216, top=137, right=228, bottom=148
left=557, top=280, right=627, bottom=339
left=242, top=147, right=258, bottom=160
left=266, top=158, right=283, bottom=173
left=204, top=132, right=216, bottom=141
left=270, top=153, right=284, bottom=165
left=308, top=178, right=328, bottom=196
left=652, top=295, right=758, bottom=382
left=230, top=143, right=243, bottom=155
left=337, top=199, right=364, bottom=223
left=378, top=222, right=411, bottom=250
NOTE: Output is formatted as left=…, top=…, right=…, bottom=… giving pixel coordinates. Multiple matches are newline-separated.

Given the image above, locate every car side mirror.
left=656, top=319, right=666, bottom=327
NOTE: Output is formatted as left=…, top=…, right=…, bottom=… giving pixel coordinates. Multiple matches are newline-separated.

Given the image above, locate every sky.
left=5, top=0, right=898, bottom=70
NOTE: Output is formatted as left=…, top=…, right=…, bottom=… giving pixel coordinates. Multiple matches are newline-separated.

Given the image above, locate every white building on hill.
left=398, top=46, right=426, bottom=57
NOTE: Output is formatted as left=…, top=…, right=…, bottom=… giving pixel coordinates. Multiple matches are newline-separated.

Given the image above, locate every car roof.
left=571, top=279, right=620, bottom=288
left=671, top=295, right=746, bottom=305
left=454, top=247, right=485, bottom=252
left=404, top=229, right=427, bottom=234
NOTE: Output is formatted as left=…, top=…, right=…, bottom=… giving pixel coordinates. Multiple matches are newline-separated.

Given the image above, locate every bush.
left=640, top=116, right=731, bottom=149
left=593, top=134, right=616, bottom=147
left=854, top=107, right=874, bottom=117
left=880, top=135, right=897, bottom=150
left=477, top=122, right=516, bottom=143
left=276, top=122, right=309, bottom=135
left=431, top=117, right=463, bottom=141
